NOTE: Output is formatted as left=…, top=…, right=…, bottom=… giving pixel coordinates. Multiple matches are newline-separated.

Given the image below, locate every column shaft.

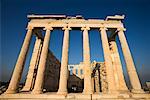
left=5, top=26, right=33, bottom=94
left=110, top=51, right=119, bottom=89
left=110, top=40, right=128, bottom=91
left=57, top=27, right=71, bottom=95
left=30, top=43, right=43, bottom=90
left=32, top=27, right=52, bottom=94
left=82, top=27, right=93, bottom=94
left=117, top=28, right=144, bottom=93
left=100, top=27, right=117, bottom=93
left=22, top=37, right=42, bottom=91
left=95, top=70, right=100, bottom=93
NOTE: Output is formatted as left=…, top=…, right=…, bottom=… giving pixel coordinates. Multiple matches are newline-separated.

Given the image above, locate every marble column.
left=110, top=50, right=119, bottom=90
left=109, top=40, right=128, bottom=92
left=57, top=26, right=71, bottom=95
left=82, top=26, right=93, bottom=94
left=32, top=27, right=53, bottom=94
left=22, top=37, right=42, bottom=91
left=99, top=27, right=117, bottom=93
left=5, top=26, right=33, bottom=94
left=117, top=28, right=144, bottom=93
left=30, top=42, right=43, bottom=90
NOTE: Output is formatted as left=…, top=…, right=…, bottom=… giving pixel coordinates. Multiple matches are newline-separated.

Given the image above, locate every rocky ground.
left=0, top=81, right=24, bottom=95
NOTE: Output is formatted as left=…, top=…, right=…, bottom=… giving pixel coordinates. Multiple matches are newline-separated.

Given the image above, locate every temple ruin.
left=1, top=15, right=149, bottom=100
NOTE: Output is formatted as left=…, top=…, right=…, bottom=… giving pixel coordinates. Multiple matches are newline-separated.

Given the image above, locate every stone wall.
left=91, top=62, right=108, bottom=93
left=99, top=62, right=108, bottom=93
left=43, top=50, right=61, bottom=92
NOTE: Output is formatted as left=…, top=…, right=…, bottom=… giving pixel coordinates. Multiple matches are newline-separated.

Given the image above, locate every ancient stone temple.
left=1, top=15, right=150, bottom=100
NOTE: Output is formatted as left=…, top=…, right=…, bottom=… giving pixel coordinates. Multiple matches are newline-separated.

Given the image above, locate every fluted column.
left=5, top=26, right=33, bottom=94
left=57, top=26, right=71, bottom=95
left=109, top=40, right=128, bottom=92
left=99, top=27, right=117, bottom=93
left=82, top=26, right=93, bottom=94
left=30, top=42, right=43, bottom=90
left=22, top=37, right=42, bottom=91
left=110, top=50, right=119, bottom=90
left=32, top=27, right=53, bottom=94
left=117, top=28, right=144, bottom=93
left=95, top=70, right=100, bottom=93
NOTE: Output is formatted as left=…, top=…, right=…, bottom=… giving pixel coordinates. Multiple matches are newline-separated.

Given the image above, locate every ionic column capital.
left=81, top=26, right=90, bottom=31
left=44, top=26, right=53, bottom=31
left=62, top=26, right=71, bottom=30
left=117, top=27, right=126, bottom=32
left=26, top=25, right=34, bottom=30
left=99, top=27, right=108, bottom=31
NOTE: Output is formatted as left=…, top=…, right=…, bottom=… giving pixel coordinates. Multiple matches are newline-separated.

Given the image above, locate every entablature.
left=27, top=15, right=125, bottom=29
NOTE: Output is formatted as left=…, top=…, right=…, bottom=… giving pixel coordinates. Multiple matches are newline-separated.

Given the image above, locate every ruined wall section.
left=43, top=50, right=61, bottom=92
left=91, top=62, right=108, bottom=93
left=99, top=62, right=108, bottom=93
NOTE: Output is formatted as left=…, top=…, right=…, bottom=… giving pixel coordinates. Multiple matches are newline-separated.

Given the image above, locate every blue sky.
left=0, top=0, right=150, bottom=86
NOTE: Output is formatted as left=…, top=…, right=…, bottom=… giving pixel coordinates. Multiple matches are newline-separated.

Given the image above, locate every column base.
left=21, top=87, right=30, bottom=92
left=131, top=89, right=145, bottom=94
left=83, top=89, right=93, bottom=95
left=31, top=89, right=43, bottom=94
left=57, top=89, right=68, bottom=95
left=107, top=90, right=119, bottom=94
left=4, top=89, right=17, bottom=94
left=117, top=89, right=129, bottom=94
